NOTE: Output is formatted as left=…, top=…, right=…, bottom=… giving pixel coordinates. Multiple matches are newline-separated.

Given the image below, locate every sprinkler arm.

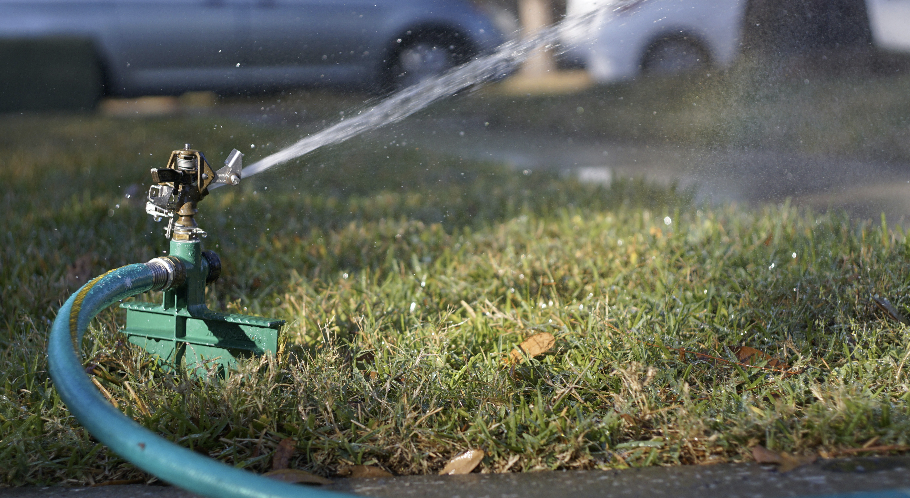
left=214, top=148, right=243, bottom=187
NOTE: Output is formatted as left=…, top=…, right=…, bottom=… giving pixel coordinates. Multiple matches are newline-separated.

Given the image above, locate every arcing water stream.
left=229, top=11, right=600, bottom=183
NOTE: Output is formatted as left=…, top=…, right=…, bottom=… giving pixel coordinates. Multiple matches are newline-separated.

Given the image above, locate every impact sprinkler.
left=47, top=146, right=356, bottom=498
left=120, top=144, right=282, bottom=376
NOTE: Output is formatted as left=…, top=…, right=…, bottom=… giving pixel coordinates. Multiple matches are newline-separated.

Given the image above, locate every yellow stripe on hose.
left=68, top=269, right=118, bottom=345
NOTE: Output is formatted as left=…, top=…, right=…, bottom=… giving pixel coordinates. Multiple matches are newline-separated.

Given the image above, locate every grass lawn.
left=3, top=62, right=910, bottom=485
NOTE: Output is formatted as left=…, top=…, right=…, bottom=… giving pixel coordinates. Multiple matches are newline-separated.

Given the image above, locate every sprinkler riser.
left=122, top=145, right=283, bottom=376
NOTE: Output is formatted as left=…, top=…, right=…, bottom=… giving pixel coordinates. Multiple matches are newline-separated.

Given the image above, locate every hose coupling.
left=146, top=255, right=187, bottom=291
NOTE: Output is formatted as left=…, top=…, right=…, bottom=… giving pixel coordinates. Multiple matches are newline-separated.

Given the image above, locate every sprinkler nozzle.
left=145, top=145, right=243, bottom=240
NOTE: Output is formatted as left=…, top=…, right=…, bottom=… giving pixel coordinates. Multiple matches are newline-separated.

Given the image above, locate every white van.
left=564, top=0, right=909, bottom=83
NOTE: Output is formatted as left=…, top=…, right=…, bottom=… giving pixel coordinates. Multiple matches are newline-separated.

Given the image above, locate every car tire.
left=641, top=37, right=711, bottom=76
left=387, top=32, right=470, bottom=91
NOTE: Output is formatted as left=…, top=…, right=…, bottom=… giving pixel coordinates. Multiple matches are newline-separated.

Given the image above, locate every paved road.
left=3, top=456, right=910, bottom=498
left=366, top=117, right=910, bottom=225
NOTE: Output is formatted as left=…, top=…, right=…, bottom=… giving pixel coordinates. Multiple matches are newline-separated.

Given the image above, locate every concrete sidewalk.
left=3, top=456, right=909, bottom=498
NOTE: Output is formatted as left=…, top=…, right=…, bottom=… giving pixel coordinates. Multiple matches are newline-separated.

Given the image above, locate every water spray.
left=227, top=10, right=601, bottom=182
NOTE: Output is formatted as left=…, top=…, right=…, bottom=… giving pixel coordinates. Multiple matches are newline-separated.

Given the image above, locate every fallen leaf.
left=618, top=413, right=641, bottom=425
left=778, top=453, right=816, bottom=473
left=872, top=295, right=910, bottom=325
left=263, top=469, right=332, bottom=485
left=751, top=445, right=816, bottom=472
left=336, top=465, right=393, bottom=478
left=460, top=300, right=477, bottom=319
left=272, top=438, right=296, bottom=471
left=734, top=346, right=789, bottom=370
left=751, top=445, right=784, bottom=465
left=439, top=449, right=484, bottom=475
left=509, top=333, right=555, bottom=364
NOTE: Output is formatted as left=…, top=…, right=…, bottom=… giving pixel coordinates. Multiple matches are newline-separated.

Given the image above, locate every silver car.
left=0, top=0, right=505, bottom=97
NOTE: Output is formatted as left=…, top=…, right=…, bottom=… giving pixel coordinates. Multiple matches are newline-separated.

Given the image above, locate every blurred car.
left=564, top=0, right=910, bottom=84
left=563, top=0, right=749, bottom=82
left=866, top=0, right=910, bottom=53
left=0, top=0, right=505, bottom=97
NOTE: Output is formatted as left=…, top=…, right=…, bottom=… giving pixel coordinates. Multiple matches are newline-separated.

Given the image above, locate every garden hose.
left=48, top=262, right=360, bottom=498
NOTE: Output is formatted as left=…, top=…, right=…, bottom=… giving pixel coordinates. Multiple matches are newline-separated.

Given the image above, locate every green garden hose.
left=48, top=263, right=360, bottom=498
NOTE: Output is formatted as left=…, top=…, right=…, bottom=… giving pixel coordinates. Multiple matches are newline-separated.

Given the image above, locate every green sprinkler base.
left=121, top=239, right=282, bottom=376
left=121, top=302, right=282, bottom=376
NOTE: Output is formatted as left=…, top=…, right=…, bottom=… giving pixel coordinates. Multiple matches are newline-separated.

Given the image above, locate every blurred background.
left=2, top=0, right=910, bottom=224
left=0, top=0, right=902, bottom=111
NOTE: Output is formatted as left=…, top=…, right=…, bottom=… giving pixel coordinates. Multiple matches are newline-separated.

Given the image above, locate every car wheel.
left=388, top=33, right=466, bottom=91
left=641, top=37, right=711, bottom=76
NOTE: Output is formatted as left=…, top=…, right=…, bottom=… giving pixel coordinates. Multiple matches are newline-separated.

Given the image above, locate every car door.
left=245, top=0, right=383, bottom=72
left=108, top=0, right=247, bottom=94
left=866, top=0, right=910, bottom=51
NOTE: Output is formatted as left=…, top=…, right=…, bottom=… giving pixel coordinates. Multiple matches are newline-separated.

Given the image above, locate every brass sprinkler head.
left=145, top=144, right=243, bottom=240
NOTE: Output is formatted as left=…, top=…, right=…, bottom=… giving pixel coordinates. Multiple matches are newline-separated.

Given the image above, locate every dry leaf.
left=263, top=469, right=333, bottom=485
left=872, top=296, right=910, bottom=325
left=460, top=300, right=477, bottom=319
left=751, top=445, right=784, bottom=465
left=751, top=446, right=816, bottom=472
left=509, top=333, right=555, bottom=364
left=618, top=413, right=641, bottom=425
left=336, top=465, right=393, bottom=478
left=439, top=449, right=484, bottom=475
left=272, top=438, right=296, bottom=471
left=734, top=346, right=789, bottom=370
left=778, top=453, right=816, bottom=473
